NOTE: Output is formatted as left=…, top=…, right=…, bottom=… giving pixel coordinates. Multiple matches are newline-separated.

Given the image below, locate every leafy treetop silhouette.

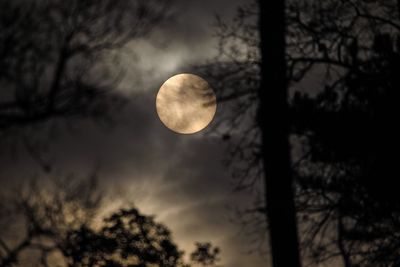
left=0, top=177, right=220, bottom=267
left=0, top=0, right=170, bottom=170
left=200, top=0, right=400, bottom=266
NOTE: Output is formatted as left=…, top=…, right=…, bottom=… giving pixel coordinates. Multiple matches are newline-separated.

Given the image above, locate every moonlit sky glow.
left=0, top=0, right=266, bottom=266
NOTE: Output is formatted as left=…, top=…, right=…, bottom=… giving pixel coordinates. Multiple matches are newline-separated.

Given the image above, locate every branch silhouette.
left=198, top=0, right=400, bottom=266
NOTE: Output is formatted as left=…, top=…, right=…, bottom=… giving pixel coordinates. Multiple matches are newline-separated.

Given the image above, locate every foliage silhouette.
left=293, top=31, right=400, bottom=267
left=201, top=0, right=400, bottom=266
left=0, top=1, right=223, bottom=266
left=190, top=242, right=220, bottom=267
left=0, top=0, right=169, bottom=169
left=0, top=0, right=168, bottom=129
left=0, top=177, right=220, bottom=267
left=63, top=208, right=185, bottom=267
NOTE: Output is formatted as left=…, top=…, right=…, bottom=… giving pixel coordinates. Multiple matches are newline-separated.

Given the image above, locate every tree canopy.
left=202, top=0, right=400, bottom=265
left=0, top=177, right=220, bottom=267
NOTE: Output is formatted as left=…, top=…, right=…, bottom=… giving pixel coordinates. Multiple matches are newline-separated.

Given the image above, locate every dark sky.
left=0, top=0, right=267, bottom=266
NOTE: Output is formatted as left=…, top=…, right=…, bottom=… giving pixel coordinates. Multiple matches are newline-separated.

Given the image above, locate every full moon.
left=156, top=73, right=217, bottom=134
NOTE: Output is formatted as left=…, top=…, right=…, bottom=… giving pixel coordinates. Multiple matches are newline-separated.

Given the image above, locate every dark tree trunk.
left=257, top=1, right=301, bottom=267
left=397, top=0, right=400, bottom=20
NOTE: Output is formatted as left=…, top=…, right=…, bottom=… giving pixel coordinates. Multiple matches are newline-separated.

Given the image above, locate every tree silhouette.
left=0, top=177, right=220, bottom=267
left=201, top=0, right=400, bottom=266
left=0, top=2, right=223, bottom=266
left=258, top=1, right=301, bottom=267
left=190, top=242, right=220, bottom=267
left=199, top=1, right=302, bottom=265
left=1, top=0, right=169, bottom=127
left=0, top=0, right=169, bottom=168
left=0, top=175, right=103, bottom=267
left=287, top=1, right=400, bottom=266
left=292, top=29, right=400, bottom=267
left=63, top=208, right=185, bottom=267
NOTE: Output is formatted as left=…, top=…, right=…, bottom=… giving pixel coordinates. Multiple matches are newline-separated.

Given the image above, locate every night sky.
left=0, top=0, right=266, bottom=266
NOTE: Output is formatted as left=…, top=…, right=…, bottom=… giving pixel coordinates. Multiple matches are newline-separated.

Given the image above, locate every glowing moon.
left=156, top=73, right=217, bottom=134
